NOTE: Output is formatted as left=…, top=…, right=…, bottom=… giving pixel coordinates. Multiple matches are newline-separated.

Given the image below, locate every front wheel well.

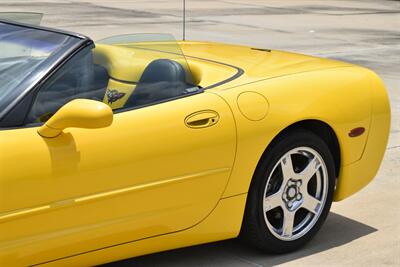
left=268, top=120, right=340, bottom=177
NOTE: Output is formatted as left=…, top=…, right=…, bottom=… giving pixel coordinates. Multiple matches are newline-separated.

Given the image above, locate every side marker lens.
left=349, top=127, right=365, bottom=137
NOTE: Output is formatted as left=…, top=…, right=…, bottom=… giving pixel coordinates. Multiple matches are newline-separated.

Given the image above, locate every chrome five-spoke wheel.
left=241, top=130, right=335, bottom=253
left=263, top=147, right=328, bottom=241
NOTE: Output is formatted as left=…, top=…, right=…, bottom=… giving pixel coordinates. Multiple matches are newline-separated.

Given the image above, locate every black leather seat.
left=125, top=59, right=190, bottom=107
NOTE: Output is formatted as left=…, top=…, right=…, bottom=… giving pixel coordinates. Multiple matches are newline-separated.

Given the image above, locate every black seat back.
left=126, top=59, right=189, bottom=107
left=139, top=59, right=186, bottom=83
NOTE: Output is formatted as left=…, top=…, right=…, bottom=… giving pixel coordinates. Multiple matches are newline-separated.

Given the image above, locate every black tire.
left=240, top=129, right=335, bottom=253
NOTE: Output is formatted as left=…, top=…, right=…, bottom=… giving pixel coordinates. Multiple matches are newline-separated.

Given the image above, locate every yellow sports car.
left=0, top=18, right=390, bottom=266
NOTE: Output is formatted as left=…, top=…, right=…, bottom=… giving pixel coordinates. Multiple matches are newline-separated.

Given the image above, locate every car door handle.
left=185, top=110, right=219, bottom=129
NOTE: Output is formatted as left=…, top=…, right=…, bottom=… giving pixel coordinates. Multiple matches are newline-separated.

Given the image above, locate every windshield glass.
left=0, top=22, right=81, bottom=116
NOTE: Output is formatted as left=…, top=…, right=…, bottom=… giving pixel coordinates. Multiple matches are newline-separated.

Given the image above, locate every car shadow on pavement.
left=104, top=212, right=377, bottom=267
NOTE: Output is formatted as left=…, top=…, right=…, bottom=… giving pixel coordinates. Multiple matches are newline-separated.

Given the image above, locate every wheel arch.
left=259, top=119, right=341, bottom=178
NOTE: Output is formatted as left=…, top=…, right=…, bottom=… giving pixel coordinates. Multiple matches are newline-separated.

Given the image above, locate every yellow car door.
left=0, top=92, right=236, bottom=263
left=0, top=49, right=236, bottom=264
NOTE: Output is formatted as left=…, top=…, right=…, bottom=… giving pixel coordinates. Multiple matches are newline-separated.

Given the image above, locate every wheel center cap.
left=287, top=187, right=296, bottom=198
left=282, top=179, right=303, bottom=210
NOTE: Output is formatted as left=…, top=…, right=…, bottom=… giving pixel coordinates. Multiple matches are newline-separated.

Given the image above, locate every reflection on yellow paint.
left=43, top=133, right=80, bottom=175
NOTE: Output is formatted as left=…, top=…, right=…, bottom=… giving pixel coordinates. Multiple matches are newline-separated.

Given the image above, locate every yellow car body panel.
left=40, top=194, right=248, bottom=267
left=216, top=67, right=374, bottom=197
left=179, top=41, right=352, bottom=89
left=334, top=71, right=390, bottom=200
left=0, top=40, right=390, bottom=266
left=0, top=91, right=236, bottom=265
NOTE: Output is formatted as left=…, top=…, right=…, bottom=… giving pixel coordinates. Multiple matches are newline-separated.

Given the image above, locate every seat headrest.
left=139, top=59, right=186, bottom=83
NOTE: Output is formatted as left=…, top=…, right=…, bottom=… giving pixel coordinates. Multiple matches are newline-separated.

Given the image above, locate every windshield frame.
left=0, top=19, right=91, bottom=120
